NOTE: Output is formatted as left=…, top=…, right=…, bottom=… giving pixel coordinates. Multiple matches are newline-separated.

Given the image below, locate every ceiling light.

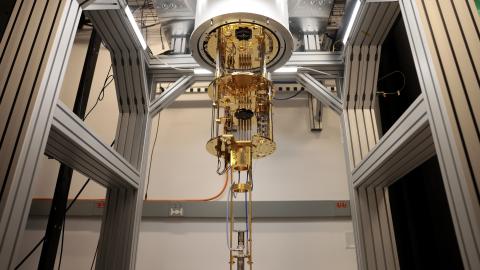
left=193, top=68, right=212, bottom=75
left=342, top=0, right=361, bottom=44
left=124, top=6, right=147, bottom=50
left=274, top=66, right=298, bottom=73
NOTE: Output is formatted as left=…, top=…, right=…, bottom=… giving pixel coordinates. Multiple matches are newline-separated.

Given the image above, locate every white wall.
left=137, top=219, right=355, bottom=270
left=19, top=217, right=356, bottom=270
left=147, top=95, right=349, bottom=201
left=16, top=29, right=357, bottom=270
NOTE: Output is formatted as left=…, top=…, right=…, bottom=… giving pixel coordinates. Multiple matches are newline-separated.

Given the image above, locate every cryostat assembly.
left=189, top=1, right=293, bottom=269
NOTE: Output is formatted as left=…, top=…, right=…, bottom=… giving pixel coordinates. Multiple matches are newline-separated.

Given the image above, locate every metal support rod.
left=297, top=72, right=343, bottom=115
left=38, top=29, right=101, bottom=270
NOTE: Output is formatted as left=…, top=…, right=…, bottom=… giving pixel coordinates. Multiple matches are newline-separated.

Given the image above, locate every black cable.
left=14, top=236, right=45, bottom=269
left=14, top=178, right=90, bottom=270
left=15, top=58, right=116, bottom=270
left=142, top=22, right=161, bottom=28
left=144, top=113, right=161, bottom=200
left=15, top=138, right=113, bottom=269
left=89, top=242, right=98, bottom=270
left=377, top=70, right=406, bottom=96
left=273, top=89, right=305, bottom=100
left=67, top=179, right=91, bottom=211
left=83, top=66, right=113, bottom=120
left=144, top=81, right=171, bottom=199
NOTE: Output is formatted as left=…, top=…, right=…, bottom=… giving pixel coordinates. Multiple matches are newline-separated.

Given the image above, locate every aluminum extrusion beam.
left=341, top=2, right=400, bottom=169
left=297, top=73, right=343, bottom=114
left=347, top=96, right=433, bottom=270
left=338, top=2, right=402, bottom=270
left=0, top=1, right=82, bottom=268
left=29, top=200, right=351, bottom=218
left=46, top=102, right=140, bottom=189
left=352, top=95, right=432, bottom=187
left=148, top=52, right=344, bottom=82
left=82, top=0, right=121, bottom=10
left=149, top=51, right=343, bottom=69
left=149, top=75, right=195, bottom=116
left=400, top=1, right=480, bottom=268
left=87, top=4, right=153, bottom=266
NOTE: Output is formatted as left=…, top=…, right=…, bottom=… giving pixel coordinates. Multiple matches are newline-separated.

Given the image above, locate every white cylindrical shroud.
left=190, top=0, right=293, bottom=71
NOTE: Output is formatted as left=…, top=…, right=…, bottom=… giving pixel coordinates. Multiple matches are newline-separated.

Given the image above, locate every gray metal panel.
left=29, top=200, right=351, bottom=218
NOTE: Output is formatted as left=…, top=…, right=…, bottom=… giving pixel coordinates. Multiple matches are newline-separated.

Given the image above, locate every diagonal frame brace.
left=297, top=72, right=343, bottom=115
left=46, top=102, right=140, bottom=189
left=149, top=75, right=195, bottom=116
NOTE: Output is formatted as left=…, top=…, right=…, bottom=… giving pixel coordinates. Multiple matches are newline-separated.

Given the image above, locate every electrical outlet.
left=169, top=207, right=183, bottom=217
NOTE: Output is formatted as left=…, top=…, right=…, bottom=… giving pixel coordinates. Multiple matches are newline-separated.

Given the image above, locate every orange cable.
left=32, top=170, right=230, bottom=203
left=148, top=170, right=230, bottom=202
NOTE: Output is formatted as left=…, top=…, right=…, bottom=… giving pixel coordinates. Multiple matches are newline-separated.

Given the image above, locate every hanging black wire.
left=14, top=177, right=90, bottom=270
left=54, top=64, right=115, bottom=269
left=376, top=70, right=406, bottom=96
left=144, top=113, right=161, bottom=200
left=273, top=89, right=304, bottom=100
left=145, top=80, right=173, bottom=199
left=83, top=66, right=114, bottom=120
left=89, top=242, right=99, bottom=270
left=14, top=143, right=115, bottom=268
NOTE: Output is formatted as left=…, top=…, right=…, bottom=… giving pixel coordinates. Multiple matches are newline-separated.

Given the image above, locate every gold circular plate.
left=251, top=135, right=276, bottom=159
left=204, top=23, right=280, bottom=71
left=207, top=73, right=271, bottom=106
left=205, top=135, right=232, bottom=157
left=206, top=135, right=275, bottom=159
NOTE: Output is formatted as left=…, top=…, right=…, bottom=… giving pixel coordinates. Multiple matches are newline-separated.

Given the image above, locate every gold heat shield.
left=204, top=23, right=279, bottom=71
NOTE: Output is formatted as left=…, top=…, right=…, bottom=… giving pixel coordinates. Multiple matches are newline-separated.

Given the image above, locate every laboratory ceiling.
left=125, top=0, right=346, bottom=54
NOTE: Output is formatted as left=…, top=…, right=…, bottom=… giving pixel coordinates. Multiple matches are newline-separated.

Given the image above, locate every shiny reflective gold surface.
left=203, top=21, right=279, bottom=270
left=205, top=135, right=275, bottom=160
left=204, top=23, right=280, bottom=71
left=232, top=183, right=252, bottom=193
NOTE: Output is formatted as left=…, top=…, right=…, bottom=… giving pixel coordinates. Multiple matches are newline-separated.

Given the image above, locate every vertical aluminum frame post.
left=0, top=0, right=83, bottom=268
left=339, top=2, right=401, bottom=269
left=340, top=0, right=480, bottom=269
left=85, top=2, right=152, bottom=268
left=399, top=1, right=480, bottom=268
